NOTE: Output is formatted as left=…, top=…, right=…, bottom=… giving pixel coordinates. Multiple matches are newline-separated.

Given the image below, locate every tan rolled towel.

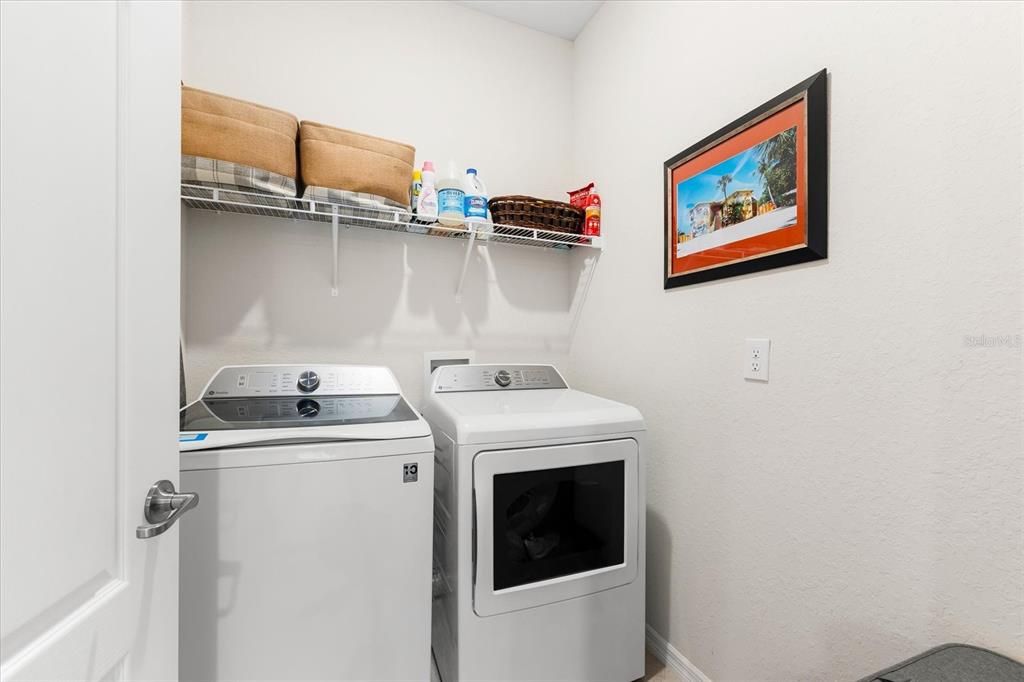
left=182, top=85, right=298, bottom=181
left=299, top=121, right=414, bottom=206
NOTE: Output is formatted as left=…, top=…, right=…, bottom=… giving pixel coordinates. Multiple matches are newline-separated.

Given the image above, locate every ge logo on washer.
left=403, top=463, right=418, bottom=483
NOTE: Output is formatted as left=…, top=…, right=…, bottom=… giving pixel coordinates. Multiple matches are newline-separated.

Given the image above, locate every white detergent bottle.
left=437, top=161, right=466, bottom=228
left=463, top=168, right=489, bottom=239
left=411, top=161, right=437, bottom=232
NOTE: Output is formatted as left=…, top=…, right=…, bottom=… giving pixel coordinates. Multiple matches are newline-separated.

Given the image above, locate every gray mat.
left=858, top=643, right=1023, bottom=682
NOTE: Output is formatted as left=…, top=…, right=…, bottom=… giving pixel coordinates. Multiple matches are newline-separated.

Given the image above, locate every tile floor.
left=429, top=650, right=683, bottom=681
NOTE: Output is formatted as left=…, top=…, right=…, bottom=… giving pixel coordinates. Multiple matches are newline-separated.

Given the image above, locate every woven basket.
left=488, top=195, right=584, bottom=234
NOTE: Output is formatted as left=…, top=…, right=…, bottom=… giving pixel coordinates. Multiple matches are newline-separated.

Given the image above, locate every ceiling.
left=457, top=1, right=603, bottom=41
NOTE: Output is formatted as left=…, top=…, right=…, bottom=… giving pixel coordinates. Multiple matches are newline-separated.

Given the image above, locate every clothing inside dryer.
left=493, top=460, right=625, bottom=590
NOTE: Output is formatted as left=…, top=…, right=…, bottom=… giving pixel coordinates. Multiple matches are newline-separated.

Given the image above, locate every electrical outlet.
left=744, top=338, right=770, bottom=381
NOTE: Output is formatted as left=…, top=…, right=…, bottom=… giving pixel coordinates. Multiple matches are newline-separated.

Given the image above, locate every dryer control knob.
left=494, top=369, right=512, bottom=387
left=297, top=370, right=320, bottom=393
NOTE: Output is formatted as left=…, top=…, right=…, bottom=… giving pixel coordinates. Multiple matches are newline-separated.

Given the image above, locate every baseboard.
left=645, top=624, right=712, bottom=682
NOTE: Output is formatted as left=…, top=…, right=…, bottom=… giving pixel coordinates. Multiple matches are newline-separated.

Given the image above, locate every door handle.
left=136, top=480, right=199, bottom=539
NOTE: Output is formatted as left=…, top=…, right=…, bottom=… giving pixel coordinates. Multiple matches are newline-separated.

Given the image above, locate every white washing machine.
left=422, top=364, right=646, bottom=682
left=178, top=364, right=434, bottom=682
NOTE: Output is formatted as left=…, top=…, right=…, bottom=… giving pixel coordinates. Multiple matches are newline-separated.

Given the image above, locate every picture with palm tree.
left=754, top=127, right=797, bottom=209
left=664, top=69, right=827, bottom=289
left=674, top=125, right=798, bottom=243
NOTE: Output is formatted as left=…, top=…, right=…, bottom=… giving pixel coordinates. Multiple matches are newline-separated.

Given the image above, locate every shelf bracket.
left=454, top=229, right=479, bottom=302
left=568, top=250, right=601, bottom=343
left=331, top=207, right=339, bottom=296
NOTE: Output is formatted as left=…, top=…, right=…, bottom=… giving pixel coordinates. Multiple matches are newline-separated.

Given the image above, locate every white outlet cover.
left=745, top=338, right=771, bottom=381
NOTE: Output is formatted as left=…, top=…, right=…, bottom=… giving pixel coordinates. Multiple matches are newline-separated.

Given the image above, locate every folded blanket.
left=302, top=185, right=411, bottom=225
left=181, top=155, right=297, bottom=199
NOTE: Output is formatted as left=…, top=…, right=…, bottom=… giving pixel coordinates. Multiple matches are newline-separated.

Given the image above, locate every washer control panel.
left=432, top=364, right=568, bottom=393
left=203, top=394, right=402, bottom=422
left=201, top=365, right=400, bottom=398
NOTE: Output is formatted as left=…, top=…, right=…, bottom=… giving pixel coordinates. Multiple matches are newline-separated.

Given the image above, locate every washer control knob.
left=494, top=369, right=512, bottom=387
left=297, top=370, right=320, bottom=393
left=296, top=398, right=320, bottom=418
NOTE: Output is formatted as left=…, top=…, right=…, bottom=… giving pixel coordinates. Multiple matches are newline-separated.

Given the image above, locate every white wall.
left=570, top=2, right=1023, bottom=680
left=181, top=1, right=579, bottom=402
left=183, top=2, right=1024, bottom=679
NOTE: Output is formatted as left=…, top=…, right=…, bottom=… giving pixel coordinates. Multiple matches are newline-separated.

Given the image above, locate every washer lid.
left=423, top=387, right=644, bottom=445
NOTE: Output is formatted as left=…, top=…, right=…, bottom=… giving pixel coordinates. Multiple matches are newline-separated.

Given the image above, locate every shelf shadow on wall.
left=183, top=211, right=404, bottom=348
left=183, top=210, right=578, bottom=352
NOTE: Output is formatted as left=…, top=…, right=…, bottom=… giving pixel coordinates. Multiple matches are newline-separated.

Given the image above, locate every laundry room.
left=178, top=1, right=583, bottom=401
left=1, top=2, right=1022, bottom=682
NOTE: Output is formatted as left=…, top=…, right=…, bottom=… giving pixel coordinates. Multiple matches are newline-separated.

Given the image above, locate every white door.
left=1, top=2, right=182, bottom=680
left=472, top=439, right=640, bottom=617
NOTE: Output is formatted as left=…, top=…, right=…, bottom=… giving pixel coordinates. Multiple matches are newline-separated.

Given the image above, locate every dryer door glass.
left=492, top=460, right=624, bottom=590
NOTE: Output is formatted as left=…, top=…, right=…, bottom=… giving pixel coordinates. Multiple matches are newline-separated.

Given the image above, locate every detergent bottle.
left=463, top=168, right=489, bottom=238
left=410, top=161, right=438, bottom=234
left=437, top=161, right=466, bottom=228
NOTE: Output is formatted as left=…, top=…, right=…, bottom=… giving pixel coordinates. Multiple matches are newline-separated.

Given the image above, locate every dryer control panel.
left=432, top=364, right=568, bottom=393
left=201, top=364, right=401, bottom=398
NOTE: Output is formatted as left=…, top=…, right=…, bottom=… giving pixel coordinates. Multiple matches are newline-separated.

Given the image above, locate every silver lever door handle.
left=136, top=480, right=199, bottom=539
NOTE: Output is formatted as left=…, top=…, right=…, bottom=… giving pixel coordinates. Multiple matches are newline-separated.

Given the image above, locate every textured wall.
left=182, top=2, right=1024, bottom=678
left=181, top=1, right=580, bottom=403
left=569, top=2, right=1023, bottom=679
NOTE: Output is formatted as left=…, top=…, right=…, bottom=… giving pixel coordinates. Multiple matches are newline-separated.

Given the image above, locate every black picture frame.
left=664, top=69, right=828, bottom=290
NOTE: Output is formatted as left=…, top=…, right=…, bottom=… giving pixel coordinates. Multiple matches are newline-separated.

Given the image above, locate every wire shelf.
left=181, top=184, right=603, bottom=251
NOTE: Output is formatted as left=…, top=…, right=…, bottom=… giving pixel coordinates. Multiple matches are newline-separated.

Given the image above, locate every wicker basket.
left=488, top=195, right=584, bottom=234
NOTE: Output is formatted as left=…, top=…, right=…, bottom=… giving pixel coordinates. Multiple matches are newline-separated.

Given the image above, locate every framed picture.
left=664, top=69, right=828, bottom=289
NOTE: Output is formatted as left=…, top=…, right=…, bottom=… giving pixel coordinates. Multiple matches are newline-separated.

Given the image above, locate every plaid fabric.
left=302, top=185, right=412, bottom=224
left=181, top=155, right=297, bottom=197
left=181, top=183, right=298, bottom=212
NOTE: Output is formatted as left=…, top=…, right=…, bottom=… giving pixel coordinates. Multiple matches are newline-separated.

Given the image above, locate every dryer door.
left=473, top=439, right=639, bottom=617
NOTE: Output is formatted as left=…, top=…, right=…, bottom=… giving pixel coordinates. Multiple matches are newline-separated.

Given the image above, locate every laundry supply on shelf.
left=437, top=161, right=466, bottom=228
left=568, top=182, right=600, bottom=237
left=463, top=168, right=489, bottom=238
left=567, top=182, right=595, bottom=210
left=410, top=169, right=422, bottom=214
left=584, top=186, right=601, bottom=237
left=410, top=161, right=438, bottom=232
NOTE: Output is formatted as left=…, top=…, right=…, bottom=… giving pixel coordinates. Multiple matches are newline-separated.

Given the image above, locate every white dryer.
left=422, top=364, right=646, bottom=682
left=178, top=364, right=433, bottom=682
